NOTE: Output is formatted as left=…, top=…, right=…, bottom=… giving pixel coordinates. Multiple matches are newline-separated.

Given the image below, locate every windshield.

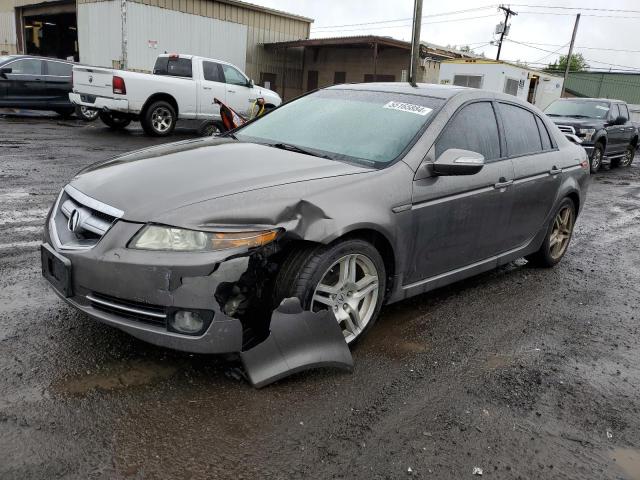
left=235, top=89, right=444, bottom=167
left=544, top=100, right=610, bottom=119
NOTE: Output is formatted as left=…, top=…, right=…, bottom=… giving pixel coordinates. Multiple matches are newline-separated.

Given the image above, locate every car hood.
left=69, top=138, right=371, bottom=221
left=548, top=116, right=603, bottom=128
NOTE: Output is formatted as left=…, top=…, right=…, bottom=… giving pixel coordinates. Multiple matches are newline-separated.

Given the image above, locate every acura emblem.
left=68, top=209, right=81, bottom=232
left=88, top=75, right=93, bottom=83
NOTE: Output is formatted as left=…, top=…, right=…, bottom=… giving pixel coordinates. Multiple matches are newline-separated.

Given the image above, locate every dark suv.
left=0, top=55, right=97, bottom=120
left=544, top=98, right=638, bottom=173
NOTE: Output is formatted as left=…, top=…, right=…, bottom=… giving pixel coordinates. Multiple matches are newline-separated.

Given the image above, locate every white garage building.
left=0, top=0, right=311, bottom=99
left=439, top=59, right=564, bottom=110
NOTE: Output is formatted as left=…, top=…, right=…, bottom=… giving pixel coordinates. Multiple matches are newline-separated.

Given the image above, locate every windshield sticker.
left=595, top=105, right=609, bottom=111
left=383, top=101, right=432, bottom=116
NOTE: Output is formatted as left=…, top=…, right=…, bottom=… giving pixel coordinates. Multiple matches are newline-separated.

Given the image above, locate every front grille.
left=557, top=125, right=576, bottom=134
left=50, top=185, right=124, bottom=250
left=87, top=292, right=167, bottom=327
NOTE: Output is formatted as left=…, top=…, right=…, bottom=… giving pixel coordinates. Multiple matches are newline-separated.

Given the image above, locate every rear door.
left=408, top=101, right=515, bottom=283
left=618, top=104, right=635, bottom=145
left=44, top=60, right=73, bottom=106
left=606, top=103, right=624, bottom=154
left=3, top=58, right=46, bottom=105
left=221, top=63, right=254, bottom=116
left=197, top=60, right=227, bottom=118
left=499, top=102, right=563, bottom=248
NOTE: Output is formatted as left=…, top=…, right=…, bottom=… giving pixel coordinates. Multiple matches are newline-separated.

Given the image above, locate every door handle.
left=494, top=178, right=514, bottom=189
left=203, top=86, right=212, bottom=90
left=227, top=89, right=235, bottom=93
left=549, top=166, right=562, bottom=175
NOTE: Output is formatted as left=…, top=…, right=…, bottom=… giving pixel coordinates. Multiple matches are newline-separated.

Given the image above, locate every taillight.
left=580, top=154, right=589, bottom=170
left=113, top=75, right=126, bottom=95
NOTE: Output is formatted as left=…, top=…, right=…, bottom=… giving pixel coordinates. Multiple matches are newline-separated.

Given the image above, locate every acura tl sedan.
left=42, top=83, right=589, bottom=366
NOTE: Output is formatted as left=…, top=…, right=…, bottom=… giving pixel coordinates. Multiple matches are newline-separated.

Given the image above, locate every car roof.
left=327, top=82, right=469, bottom=99
left=0, top=54, right=74, bottom=64
left=556, top=97, right=624, bottom=104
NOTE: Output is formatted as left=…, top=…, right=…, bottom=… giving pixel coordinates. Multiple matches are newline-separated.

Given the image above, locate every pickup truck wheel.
left=76, top=105, right=99, bottom=122
left=590, top=144, right=603, bottom=173
left=617, top=146, right=635, bottom=168
left=197, top=121, right=222, bottom=137
left=99, top=112, right=131, bottom=130
left=142, top=101, right=176, bottom=137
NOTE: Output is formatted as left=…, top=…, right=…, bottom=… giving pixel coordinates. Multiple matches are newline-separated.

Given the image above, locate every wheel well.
left=335, top=229, right=396, bottom=293
left=566, top=192, right=580, bottom=213
left=142, top=93, right=179, bottom=117
left=595, top=136, right=606, bottom=149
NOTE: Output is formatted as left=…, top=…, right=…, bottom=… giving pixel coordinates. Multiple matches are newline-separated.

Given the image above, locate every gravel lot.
left=1, top=114, right=640, bottom=479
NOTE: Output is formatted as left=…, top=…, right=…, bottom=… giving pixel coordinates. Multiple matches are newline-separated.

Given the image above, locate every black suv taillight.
left=113, top=76, right=126, bottom=95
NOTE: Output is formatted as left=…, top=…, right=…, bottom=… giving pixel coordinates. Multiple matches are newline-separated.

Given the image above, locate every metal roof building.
left=564, top=71, right=640, bottom=105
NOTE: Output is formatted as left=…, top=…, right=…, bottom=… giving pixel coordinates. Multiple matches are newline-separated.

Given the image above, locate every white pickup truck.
left=69, top=54, right=281, bottom=136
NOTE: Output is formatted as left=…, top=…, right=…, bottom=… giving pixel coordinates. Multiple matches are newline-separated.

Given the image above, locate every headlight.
left=578, top=128, right=596, bottom=141
left=129, top=225, right=279, bottom=251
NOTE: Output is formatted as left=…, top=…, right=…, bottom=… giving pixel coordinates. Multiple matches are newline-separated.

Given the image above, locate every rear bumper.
left=69, top=93, right=129, bottom=114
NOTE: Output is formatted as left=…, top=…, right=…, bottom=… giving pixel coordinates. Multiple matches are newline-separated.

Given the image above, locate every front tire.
left=99, top=111, right=131, bottom=130
left=274, top=240, right=386, bottom=345
left=526, top=197, right=576, bottom=268
left=590, top=143, right=604, bottom=173
left=141, top=101, right=176, bottom=137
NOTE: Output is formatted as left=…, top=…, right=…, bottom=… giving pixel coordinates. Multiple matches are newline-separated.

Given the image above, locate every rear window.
left=153, top=57, right=192, bottom=78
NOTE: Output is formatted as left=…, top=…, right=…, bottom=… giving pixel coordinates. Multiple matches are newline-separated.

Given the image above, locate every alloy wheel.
left=549, top=206, right=575, bottom=260
left=80, top=106, right=98, bottom=121
left=619, top=149, right=634, bottom=167
left=591, top=149, right=602, bottom=171
left=151, top=107, right=173, bottom=133
left=311, top=253, right=380, bottom=343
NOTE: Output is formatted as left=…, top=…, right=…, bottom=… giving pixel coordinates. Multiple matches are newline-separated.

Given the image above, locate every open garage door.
left=19, top=1, right=78, bottom=61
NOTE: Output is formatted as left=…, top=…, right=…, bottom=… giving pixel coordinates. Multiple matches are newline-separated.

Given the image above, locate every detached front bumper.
left=69, top=93, right=129, bottom=114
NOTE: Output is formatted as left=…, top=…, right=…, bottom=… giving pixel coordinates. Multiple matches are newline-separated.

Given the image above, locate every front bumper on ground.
left=69, top=93, right=129, bottom=114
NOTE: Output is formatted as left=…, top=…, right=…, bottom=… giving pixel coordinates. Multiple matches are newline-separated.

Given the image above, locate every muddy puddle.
left=610, top=448, right=640, bottom=479
left=53, top=360, right=179, bottom=395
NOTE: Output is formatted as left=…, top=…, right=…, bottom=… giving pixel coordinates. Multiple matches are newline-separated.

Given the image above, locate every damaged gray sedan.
left=42, top=83, right=589, bottom=386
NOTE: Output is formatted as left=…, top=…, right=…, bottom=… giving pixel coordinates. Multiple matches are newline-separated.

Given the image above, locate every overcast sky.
left=250, top=0, right=640, bottom=71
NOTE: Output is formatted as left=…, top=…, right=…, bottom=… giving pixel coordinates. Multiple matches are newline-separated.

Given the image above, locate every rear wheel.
left=99, top=111, right=131, bottom=130
left=617, top=145, right=635, bottom=167
left=274, top=240, right=386, bottom=345
left=76, top=105, right=99, bottom=122
left=526, top=197, right=576, bottom=268
left=141, top=101, right=176, bottom=137
left=590, top=144, right=603, bottom=173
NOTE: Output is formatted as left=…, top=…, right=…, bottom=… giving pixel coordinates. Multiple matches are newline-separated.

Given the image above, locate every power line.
left=311, top=5, right=497, bottom=29
left=517, top=10, right=640, bottom=19
left=508, top=41, right=640, bottom=54
left=312, top=14, right=500, bottom=34
left=510, top=4, right=640, bottom=14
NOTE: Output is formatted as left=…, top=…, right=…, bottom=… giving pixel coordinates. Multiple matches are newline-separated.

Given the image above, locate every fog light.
left=171, top=311, right=204, bottom=334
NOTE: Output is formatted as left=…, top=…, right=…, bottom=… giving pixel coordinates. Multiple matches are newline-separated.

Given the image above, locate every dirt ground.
left=1, top=113, right=640, bottom=479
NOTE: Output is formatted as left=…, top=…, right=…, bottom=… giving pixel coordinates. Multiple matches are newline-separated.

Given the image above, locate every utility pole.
left=561, top=13, right=580, bottom=98
left=409, top=0, right=423, bottom=87
left=496, top=5, right=517, bottom=61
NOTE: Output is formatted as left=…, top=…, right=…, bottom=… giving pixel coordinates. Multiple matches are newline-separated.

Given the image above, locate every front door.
left=198, top=60, right=227, bottom=119
left=407, top=101, right=515, bottom=284
left=221, top=63, right=254, bottom=117
left=3, top=58, right=46, bottom=106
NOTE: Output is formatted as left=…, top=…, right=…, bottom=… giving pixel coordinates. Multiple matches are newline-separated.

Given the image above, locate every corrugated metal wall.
left=77, top=1, right=122, bottom=68
left=126, top=2, right=247, bottom=71
left=565, top=72, right=640, bottom=104
left=0, top=10, right=16, bottom=54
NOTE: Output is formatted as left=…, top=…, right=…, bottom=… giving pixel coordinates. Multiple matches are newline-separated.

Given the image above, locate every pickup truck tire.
left=615, top=145, right=635, bottom=168
left=99, top=112, right=131, bottom=130
left=197, top=120, right=223, bottom=137
left=590, top=144, right=603, bottom=173
left=141, top=101, right=176, bottom=137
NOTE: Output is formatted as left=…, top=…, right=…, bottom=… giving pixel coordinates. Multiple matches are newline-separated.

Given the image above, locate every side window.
left=499, top=103, right=543, bottom=156
left=202, top=61, right=223, bottom=82
left=535, top=116, right=553, bottom=150
left=610, top=104, right=620, bottom=120
left=435, top=102, right=501, bottom=161
left=222, top=64, right=248, bottom=86
left=154, top=57, right=192, bottom=78
left=619, top=104, right=629, bottom=121
left=8, top=59, right=42, bottom=75
left=46, top=61, right=72, bottom=76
